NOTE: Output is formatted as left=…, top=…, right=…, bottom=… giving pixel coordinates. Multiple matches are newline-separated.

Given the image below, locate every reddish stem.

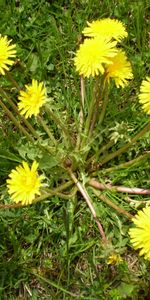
left=89, top=179, right=150, bottom=195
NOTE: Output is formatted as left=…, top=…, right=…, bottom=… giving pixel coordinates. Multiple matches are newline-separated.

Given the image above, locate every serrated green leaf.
left=0, top=150, right=22, bottom=163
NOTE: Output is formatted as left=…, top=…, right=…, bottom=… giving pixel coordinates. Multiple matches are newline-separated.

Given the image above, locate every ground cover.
left=0, top=0, right=150, bottom=299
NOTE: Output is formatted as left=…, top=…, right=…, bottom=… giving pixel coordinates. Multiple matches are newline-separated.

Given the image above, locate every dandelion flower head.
left=138, top=77, right=150, bottom=114
left=18, top=79, right=46, bottom=118
left=105, top=50, right=133, bottom=88
left=74, top=37, right=117, bottom=78
left=7, top=161, right=44, bottom=205
left=82, top=18, right=128, bottom=41
left=107, top=253, right=123, bottom=265
left=129, top=206, right=150, bottom=260
left=0, top=35, right=16, bottom=75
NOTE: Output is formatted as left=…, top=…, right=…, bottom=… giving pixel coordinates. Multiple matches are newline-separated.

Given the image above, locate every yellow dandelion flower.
left=82, top=18, right=128, bottom=41
left=105, top=50, right=133, bottom=88
left=74, top=37, right=117, bottom=78
left=129, top=206, right=150, bottom=260
left=138, top=77, right=150, bottom=114
left=0, top=35, right=16, bottom=75
left=107, top=254, right=123, bottom=265
left=7, top=161, right=44, bottom=205
left=18, top=79, right=46, bottom=118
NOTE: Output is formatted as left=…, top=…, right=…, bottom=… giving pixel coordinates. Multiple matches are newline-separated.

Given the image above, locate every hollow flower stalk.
left=129, top=206, right=150, bottom=260
left=7, top=161, right=44, bottom=205
left=18, top=79, right=46, bottom=118
left=0, top=35, right=16, bottom=75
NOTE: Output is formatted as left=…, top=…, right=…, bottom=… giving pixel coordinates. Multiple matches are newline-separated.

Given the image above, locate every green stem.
left=99, top=122, right=150, bottom=166
left=37, top=115, right=57, bottom=146
left=38, top=144, right=56, bottom=155
left=76, top=76, right=85, bottom=150
left=98, top=81, right=109, bottom=126
left=81, top=78, right=100, bottom=148
left=6, top=71, right=20, bottom=90
left=89, top=78, right=107, bottom=136
left=101, top=151, right=150, bottom=173
left=92, top=188, right=133, bottom=219
left=45, top=106, right=72, bottom=146
left=0, top=97, right=34, bottom=143
left=56, top=188, right=77, bottom=199
left=86, top=139, right=114, bottom=168
left=44, top=180, right=73, bottom=194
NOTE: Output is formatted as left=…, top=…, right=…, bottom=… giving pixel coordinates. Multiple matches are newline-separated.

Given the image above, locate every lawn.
left=0, top=0, right=150, bottom=299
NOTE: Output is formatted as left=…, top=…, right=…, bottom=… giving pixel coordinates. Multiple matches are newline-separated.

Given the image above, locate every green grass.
left=0, top=0, right=150, bottom=299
